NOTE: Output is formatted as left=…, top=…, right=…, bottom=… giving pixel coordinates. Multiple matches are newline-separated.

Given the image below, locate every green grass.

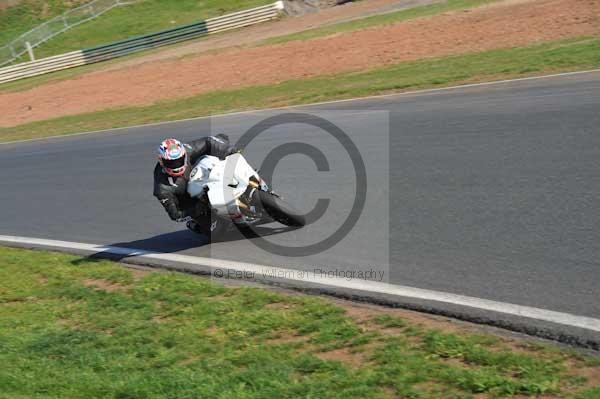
left=0, top=0, right=90, bottom=47
left=2, top=36, right=599, bottom=143
left=1, top=0, right=273, bottom=60
left=373, top=314, right=408, bottom=328
left=1, top=246, right=599, bottom=398
left=261, top=0, right=498, bottom=46
left=576, top=387, right=600, bottom=399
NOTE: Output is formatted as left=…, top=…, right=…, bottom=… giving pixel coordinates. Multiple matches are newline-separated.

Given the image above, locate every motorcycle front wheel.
left=258, top=190, right=306, bottom=227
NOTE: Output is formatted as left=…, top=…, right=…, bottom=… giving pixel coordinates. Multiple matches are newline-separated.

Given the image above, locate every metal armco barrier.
left=0, top=1, right=284, bottom=85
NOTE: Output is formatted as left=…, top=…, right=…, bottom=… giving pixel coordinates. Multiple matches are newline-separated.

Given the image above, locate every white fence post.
left=25, top=42, right=35, bottom=61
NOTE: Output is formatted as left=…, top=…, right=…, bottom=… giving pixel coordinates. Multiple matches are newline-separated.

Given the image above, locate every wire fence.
left=0, top=0, right=136, bottom=67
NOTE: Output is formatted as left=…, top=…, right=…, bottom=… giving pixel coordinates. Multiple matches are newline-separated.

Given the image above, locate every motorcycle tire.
left=258, top=190, right=306, bottom=227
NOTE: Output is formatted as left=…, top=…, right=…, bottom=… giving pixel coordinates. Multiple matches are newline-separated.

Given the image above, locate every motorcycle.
left=187, top=153, right=305, bottom=236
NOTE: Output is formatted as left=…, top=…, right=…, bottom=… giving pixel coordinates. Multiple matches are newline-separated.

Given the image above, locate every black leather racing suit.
left=153, top=135, right=235, bottom=222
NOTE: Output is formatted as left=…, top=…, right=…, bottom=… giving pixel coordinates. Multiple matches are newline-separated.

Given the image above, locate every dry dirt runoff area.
left=1, top=0, right=599, bottom=128
left=97, top=0, right=442, bottom=72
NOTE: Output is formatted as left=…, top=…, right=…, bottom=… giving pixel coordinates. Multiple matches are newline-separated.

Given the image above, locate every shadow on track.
left=70, top=224, right=294, bottom=264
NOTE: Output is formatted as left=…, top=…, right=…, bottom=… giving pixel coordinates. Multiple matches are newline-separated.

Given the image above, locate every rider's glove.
left=218, top=145, right=242, bottom=160
left=230, top=145, right=243, bottom=154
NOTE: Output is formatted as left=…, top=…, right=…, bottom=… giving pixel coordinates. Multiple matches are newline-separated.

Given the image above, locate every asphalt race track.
left=1, top=71, right=599, bottom=345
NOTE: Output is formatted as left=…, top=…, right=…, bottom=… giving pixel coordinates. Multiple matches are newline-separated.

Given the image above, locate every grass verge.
left=1, top=246, right=599, bottom=398
left=2, top=36, right=600, bottom=143
left=0, top=0, right=90, bottom=47
left=261, top=0, right=498, bottom=46
left=1, top=0, right=273, bottom=60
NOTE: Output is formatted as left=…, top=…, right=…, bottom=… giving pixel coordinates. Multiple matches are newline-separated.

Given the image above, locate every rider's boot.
left=186, top=220, right=205, bottom=235
left=186, top=215, right=223, bottom=239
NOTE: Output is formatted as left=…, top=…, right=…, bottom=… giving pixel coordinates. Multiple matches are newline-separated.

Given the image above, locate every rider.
left=153, top=135, right=237, bottom=235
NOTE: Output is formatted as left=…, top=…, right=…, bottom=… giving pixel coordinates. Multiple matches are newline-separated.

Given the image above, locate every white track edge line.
left=2, top=234, right=600, bottom=333
left=2, top=68, right=600, bottom=146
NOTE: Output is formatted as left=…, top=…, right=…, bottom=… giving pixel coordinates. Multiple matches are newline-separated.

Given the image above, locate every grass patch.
left=373, top=314, right=407, bottom=329
left=576, top=387, right=600, bottom=399
left=261, top=0, right=498, bottom=46
left=0, top=0, right=90, bottom=47
left=2, top=36, right=599, bottom=143
left=1, top=246, right=599, bottom=398
left=1, top=0, right=273, bottom=60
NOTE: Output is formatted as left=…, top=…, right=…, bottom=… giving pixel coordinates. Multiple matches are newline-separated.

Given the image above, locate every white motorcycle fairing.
left=187, top=153, right=267, bottom=223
